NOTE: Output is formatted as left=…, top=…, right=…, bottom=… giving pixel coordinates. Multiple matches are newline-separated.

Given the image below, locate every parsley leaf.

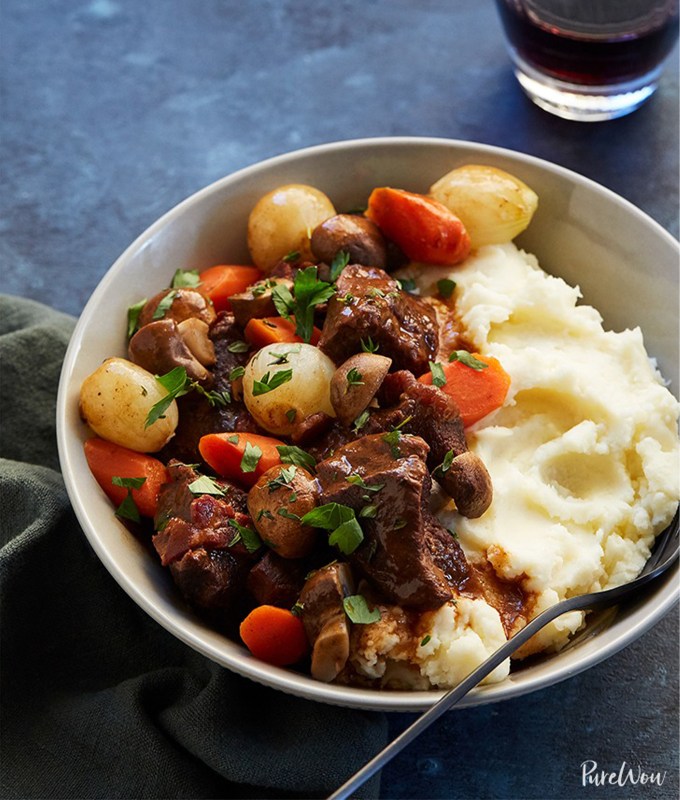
left=448, top=351, right=488, bottom=370
left=227, top=340, right=250, bottom=354
left=188, top=475, right=226, bottom=496
left=152, top=290, right=177, bottom=320
left=127, top=298, right=147, bottom=338
left=360, top=336, right=379, bottom=353
left=171, top=269, right=201, bottom=288
left=266, top=465, right=297, bottom=492
left=359, top=504, right=377, bottom=519
left=229, top=366, right=245, bottom=381
left=301, top=503, right=356, bottom=531
left=290, top=266, right=336, bottom=342
left=436, top=449, right=456, bottom=475
left=276, top=445, right=316, bottom=471
left=353, top=410, right=370, bottom=433
left=397, top=277, right=417, bottom=293
left=252, top=369, right=293, bottom=396
left=346, top=367, right=364, bottom=387
left=420, top=634, right=432, bottom=647
left=346, top=475, right=384, bottom=493
left=382, top=429, right=402, bottom=458
left=111, top=476, right=147, bottom=490
left=240, top=441, right=262, bottom=473
left=343, top=595, right=380, bottom=624
left=330, top=250, right=350, bottom=281
left=277, top=508, right=301, bottom=521
left=328, top=517, right=364, bottom=555
left=429, top=361, right=447, bottom=388
left=145, top=366, right=190, bottom=428
left=437, top=278, right=456, bottom=298
left=115, top=492, right=141, bottom=523
left=227, top=519, right=262, bottom=553
left=271, top=282, right=295, bottom=319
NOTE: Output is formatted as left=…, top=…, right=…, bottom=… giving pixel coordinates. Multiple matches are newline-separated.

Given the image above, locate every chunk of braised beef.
left=366, top=372, right=493, bottom=518
left=169, top=547, right=247, bottom=612
left=246, top=551, right=307, bottom=608
left=315, top=433, right=471, bottom=609
left=153, top=463, right=256, bottom=615
left=318, top=265, right=438, bottom=374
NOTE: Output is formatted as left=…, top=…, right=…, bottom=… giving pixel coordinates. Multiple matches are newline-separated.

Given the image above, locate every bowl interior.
left=57, top=137, right=679, bottom=711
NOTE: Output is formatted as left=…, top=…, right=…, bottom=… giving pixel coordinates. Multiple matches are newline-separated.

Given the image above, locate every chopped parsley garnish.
left=229, top=366, right=245, bottom=381
left=330, top=250, right=350, bottom=281
left=111, top=476, right=147, bottom=524
left=437, top=278, right=456, bottom=299
left=265, top=465, right=297, bottom=492
left=257, top=509, right=275, bottom=521
left=429, top=361, right=447, bottom=388
left=285, top=408, right=297, bottom=424
left=193, top=384, right=231, bottom=407
left=171, top=269, right=201, bottom=289
left=436, top=449, right=456, bottom=475
left=188, top=475, right=225, bottom=496
left=346, top=367, right=364, bottom=387
left=448, top=528, right=459, bottom=540
left=283, top=250, right=301, bottom=262
left=227, top=519, right=262, bottom=553
left=227, top=340, right=250, bottom=354
left=346, top=475, right=384, bottom=493
left=277, top=508, right=301, bottom=521
left=267, top=345, right=301, bottom=366
left=359, top=504, right=377, bottom=519
left=353, top=410, right=370, bottom=433
left=382, top=429, right=402, bottom=458
left=360, top=336, right=379, bottom=353
left=328, top=517, right=364, bottom=555
left=448, top=350, right=488, bottom=370
left=240, top=441, right=263, bottom=473
left=271, top=282, right=295, bottom=319
left=301, top=503, right=364, bottom=555
left=152, top=290, right=177, bottom=320
left=126, top=298, right=147, bottom=338
left=115, top=493, right=141, bottom=523
left=397, top=277, right=417, bottom=293
left=145, top=366, right=190, bottom=428
left=291, top=601, right=305, bottom=617
left=292, top=267, right=336, bottom=343
left=227, top=434, right=239, bottom=444
left=252, top=369, right=293, bottom=396
left=277, top=445, right=316, bottom=471
left=301, top=502, right=356, bottom=531
left=420, top=634, right=432, bottom=647
left=343, top=595, right=381, bottom=624
left=111, top=476, right=147, bottom=490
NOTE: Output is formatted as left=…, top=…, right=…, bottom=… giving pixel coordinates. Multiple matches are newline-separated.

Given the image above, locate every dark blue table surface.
left=2, top=1, right=678, bottom=798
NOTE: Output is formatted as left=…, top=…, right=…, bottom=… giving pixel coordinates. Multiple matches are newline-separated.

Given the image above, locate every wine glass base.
left=511, top=56, right=662, bottom=122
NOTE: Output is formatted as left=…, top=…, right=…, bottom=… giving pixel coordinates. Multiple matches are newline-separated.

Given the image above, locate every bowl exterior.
left=57, top=137, right=680, bottom=711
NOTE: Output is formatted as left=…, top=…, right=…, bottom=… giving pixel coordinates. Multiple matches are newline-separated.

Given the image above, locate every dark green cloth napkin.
left=0, top=294, right=388, bottom=800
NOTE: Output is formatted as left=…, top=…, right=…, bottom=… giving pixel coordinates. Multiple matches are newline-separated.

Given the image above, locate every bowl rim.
left=56, top=135, right=680, bottom=711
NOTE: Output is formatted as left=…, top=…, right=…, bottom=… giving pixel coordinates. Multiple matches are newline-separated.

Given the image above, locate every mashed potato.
left=350, top=243, right=679, bottom=687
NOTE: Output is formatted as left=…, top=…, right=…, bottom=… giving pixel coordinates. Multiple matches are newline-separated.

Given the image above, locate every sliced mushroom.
left=138, top=287, right=216, bottom=329
left=247, top=464, right=319, bottom=558
left=129, top=319, right=210, bottom=382
left=311, top=214, right=387, bottom=269
left=229, top=277, right=294, bottom=328
left=177, top=318, right=215, bottom=366
left=299, top=563, right=355, bottom=682
left=330, top=353, right=392, bottom=427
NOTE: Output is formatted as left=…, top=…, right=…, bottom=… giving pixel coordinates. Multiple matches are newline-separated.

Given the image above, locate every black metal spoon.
left=329, top=511, right=679, bottom=800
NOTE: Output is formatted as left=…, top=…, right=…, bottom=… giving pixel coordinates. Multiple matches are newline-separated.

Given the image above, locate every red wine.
left=495, top=0, right=679, bottom=86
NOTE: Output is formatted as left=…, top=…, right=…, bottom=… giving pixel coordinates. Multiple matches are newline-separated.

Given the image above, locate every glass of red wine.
left=494, top=0, right=679, bottom=121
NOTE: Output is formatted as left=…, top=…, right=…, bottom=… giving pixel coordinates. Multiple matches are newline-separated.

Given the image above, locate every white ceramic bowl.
left=57, top=137, right=679, bottom=711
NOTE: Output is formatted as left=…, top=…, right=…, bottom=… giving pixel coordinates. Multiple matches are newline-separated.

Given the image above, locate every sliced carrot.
left=83, top=438, right=168, bottom=518
left=418, top=354, right=511, bottom=427
left=198, top=432, right=284, bottom=488
left=366, top=187, right=470, bottom=265
left=239, top=605, right=309, bottom=666
left=244, top=316, right=321, bottom=349
left=199, top=265, right=263, bottom=312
